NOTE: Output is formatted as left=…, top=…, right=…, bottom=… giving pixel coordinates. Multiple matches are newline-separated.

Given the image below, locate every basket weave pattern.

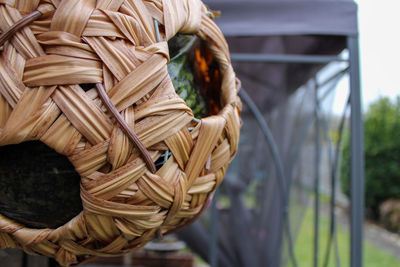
left=0, top=0, right=241, bottom=265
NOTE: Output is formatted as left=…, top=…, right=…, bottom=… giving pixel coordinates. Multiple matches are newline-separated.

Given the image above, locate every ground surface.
left=295, top=201, right=400, bottom=267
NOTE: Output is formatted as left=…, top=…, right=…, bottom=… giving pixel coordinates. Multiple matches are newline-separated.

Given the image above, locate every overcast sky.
left=356, top=0, right=400, bottom=107
left=330, top=0, right=400, bottom=114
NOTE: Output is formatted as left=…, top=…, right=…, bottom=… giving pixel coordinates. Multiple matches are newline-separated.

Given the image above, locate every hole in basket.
left=154, top=150, right=172, bottom=171
left=79, top=83, right=96, bottom=92
left=167, top=34, right=222, bottom=119
left=0, top=141, right=82, bottom=229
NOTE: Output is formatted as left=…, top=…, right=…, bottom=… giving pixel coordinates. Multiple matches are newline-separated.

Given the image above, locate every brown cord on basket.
left=95, top=83, right=156, bottom=173
left=0, top=10, right=42, bottom=47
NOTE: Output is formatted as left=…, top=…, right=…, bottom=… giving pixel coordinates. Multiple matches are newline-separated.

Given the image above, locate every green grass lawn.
left=294, top=207, right=400, bottom=267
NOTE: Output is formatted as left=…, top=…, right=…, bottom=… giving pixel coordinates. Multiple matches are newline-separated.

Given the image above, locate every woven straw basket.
left=0, top=0, right=241, bottom=266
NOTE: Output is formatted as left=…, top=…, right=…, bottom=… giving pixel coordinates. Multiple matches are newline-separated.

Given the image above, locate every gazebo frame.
left=204, top=1, right=363, bottom=266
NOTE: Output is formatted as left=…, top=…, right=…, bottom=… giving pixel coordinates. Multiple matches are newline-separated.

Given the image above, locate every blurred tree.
left=341, top=96, right=400, bottom=218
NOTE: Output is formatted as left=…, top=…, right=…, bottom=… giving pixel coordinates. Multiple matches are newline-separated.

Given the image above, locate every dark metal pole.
left=22, top=252, right=28, bottom=267
left=313, top=80, right=320, bottom=267
left=209, top=189, right=220, bottom=267
left=323, top=96, right=350, bottom=267
left=48, top=258, right=60, bottom=267
left=230, top=53, right=347, bottom=64
left=347, top=36, right=364, bottom=267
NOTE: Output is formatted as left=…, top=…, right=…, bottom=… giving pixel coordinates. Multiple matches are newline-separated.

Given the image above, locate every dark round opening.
left=153, top=35, right=223, bottom=168
left=0, top=141, right=82, bottom=229
left=168, top=34, right=222, bottom=119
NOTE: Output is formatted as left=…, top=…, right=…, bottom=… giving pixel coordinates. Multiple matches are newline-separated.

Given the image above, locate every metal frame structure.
left=208, top=35, right=363, bottom=267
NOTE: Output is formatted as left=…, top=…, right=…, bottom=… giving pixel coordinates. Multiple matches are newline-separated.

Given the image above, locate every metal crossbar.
left=230, top=53, right=348, bottom=64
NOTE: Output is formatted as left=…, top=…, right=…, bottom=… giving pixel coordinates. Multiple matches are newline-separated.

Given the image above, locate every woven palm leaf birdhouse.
left=0, top=0, right=241, bottom=266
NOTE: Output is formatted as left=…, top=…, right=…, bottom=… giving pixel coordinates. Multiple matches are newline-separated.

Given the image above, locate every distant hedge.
left=341, top=97, right=400, bottom=218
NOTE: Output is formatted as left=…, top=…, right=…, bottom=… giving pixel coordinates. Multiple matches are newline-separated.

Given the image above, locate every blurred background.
left=176, top=0, right=400, bottom=266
